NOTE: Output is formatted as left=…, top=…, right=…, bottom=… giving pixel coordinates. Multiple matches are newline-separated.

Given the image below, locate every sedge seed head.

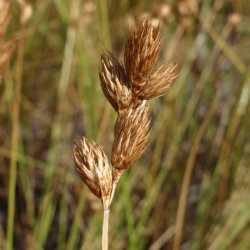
left=124, top=17, right=160, bottom=89
left=99, top=52, right=132, bottom=112
left=111, top=101, right=151, bottom=170
left=73, top=137, right=113, bottom=203
left=137, top=63, right=178, bottom=100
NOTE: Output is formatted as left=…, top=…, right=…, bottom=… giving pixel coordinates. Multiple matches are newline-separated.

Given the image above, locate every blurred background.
left=0, top=0, right=250, bottom=249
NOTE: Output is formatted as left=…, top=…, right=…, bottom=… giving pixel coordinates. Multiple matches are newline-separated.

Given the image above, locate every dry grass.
left=0, top=1, right=249, bottom=250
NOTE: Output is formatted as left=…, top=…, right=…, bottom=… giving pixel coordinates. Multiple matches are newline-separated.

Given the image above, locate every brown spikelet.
left=73, top=137, right=113, bottom=202
left=124, top=17, right=160, bottom=88
left=138, top=63, right=178, bottom=99
left=111, top=101, right=151, bottom=170
left=99, top=53, right=132, bottom=112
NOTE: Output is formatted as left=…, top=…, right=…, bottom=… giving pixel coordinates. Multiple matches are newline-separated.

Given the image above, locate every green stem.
left=7, top=37, right=24, bottom=250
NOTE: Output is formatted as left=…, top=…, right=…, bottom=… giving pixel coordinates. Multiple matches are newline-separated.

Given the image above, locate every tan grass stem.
left=102, top=208, right=110, bottom=250
left=110, top=170, right=123, bottom=203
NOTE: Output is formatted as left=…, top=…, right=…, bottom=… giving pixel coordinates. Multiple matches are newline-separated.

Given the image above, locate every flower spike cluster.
left=111, top=101, right=151, bottom=170
left=73, top=17, right=178, bottom=250
left=124, top=18, right=161, bottom=88
left=73, top=17, right=178, bottom=208
left=99, top=53, right=131, bottom=112
left=73, top=138, right=112, bottom=207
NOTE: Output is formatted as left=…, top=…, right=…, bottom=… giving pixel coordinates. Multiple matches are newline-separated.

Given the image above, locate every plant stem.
left=102, top=208, right=110, bottom=250
left=110, top=171, right=123, bottom=203
left=173, top=95, right=218, bottom=250
left=101, top=171, right=122, bottom=250
left=7, top=36, right=24, bottom=250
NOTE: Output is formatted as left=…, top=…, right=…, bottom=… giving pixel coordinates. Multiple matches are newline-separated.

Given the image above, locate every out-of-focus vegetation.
left=0, top=0, right=250, bottom=249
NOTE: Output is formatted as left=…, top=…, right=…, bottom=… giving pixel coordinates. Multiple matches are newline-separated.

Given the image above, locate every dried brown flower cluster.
left=74, top=16, right=178, bottom=206
left=0, top=1, right=13, bottom=78
left=73, top=17, right=178, bottom=250
left=73, top=138, right=112, bottom=207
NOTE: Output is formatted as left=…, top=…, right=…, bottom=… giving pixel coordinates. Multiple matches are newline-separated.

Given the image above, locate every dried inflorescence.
left=73, top=17, right=178, bottom=209
left=99, top=53, right=132, bottom=112
left=112, top=101, right=151, bottom=170
left=138, top=63, right=178, bottom=100
left=73, top=16, right=178, bottom=250
left=73, top=137, right=112, bottom=206
left=124, top=18, right=161, bottom=88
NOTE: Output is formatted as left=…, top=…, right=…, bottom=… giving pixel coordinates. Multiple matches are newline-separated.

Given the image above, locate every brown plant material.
left=73, top=15, right=178, bottom=250
left=124, top=18, right=160, bottom=89
left=0, top=1, right=11, bottom=37
left=111, top=101, right=151, bottom=171
left=0, top=1, right=14, bottom=78
left=137, top=63, right=178, bottom=100
left=73, top=137, right=112, bottom=204
left=74, top=16, right=177, bottom=203
left=123, top=17, right=178, bottom=100
left=99, top=53, right=132, bottom=112
left=0, top=41, right=13, bottom=76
